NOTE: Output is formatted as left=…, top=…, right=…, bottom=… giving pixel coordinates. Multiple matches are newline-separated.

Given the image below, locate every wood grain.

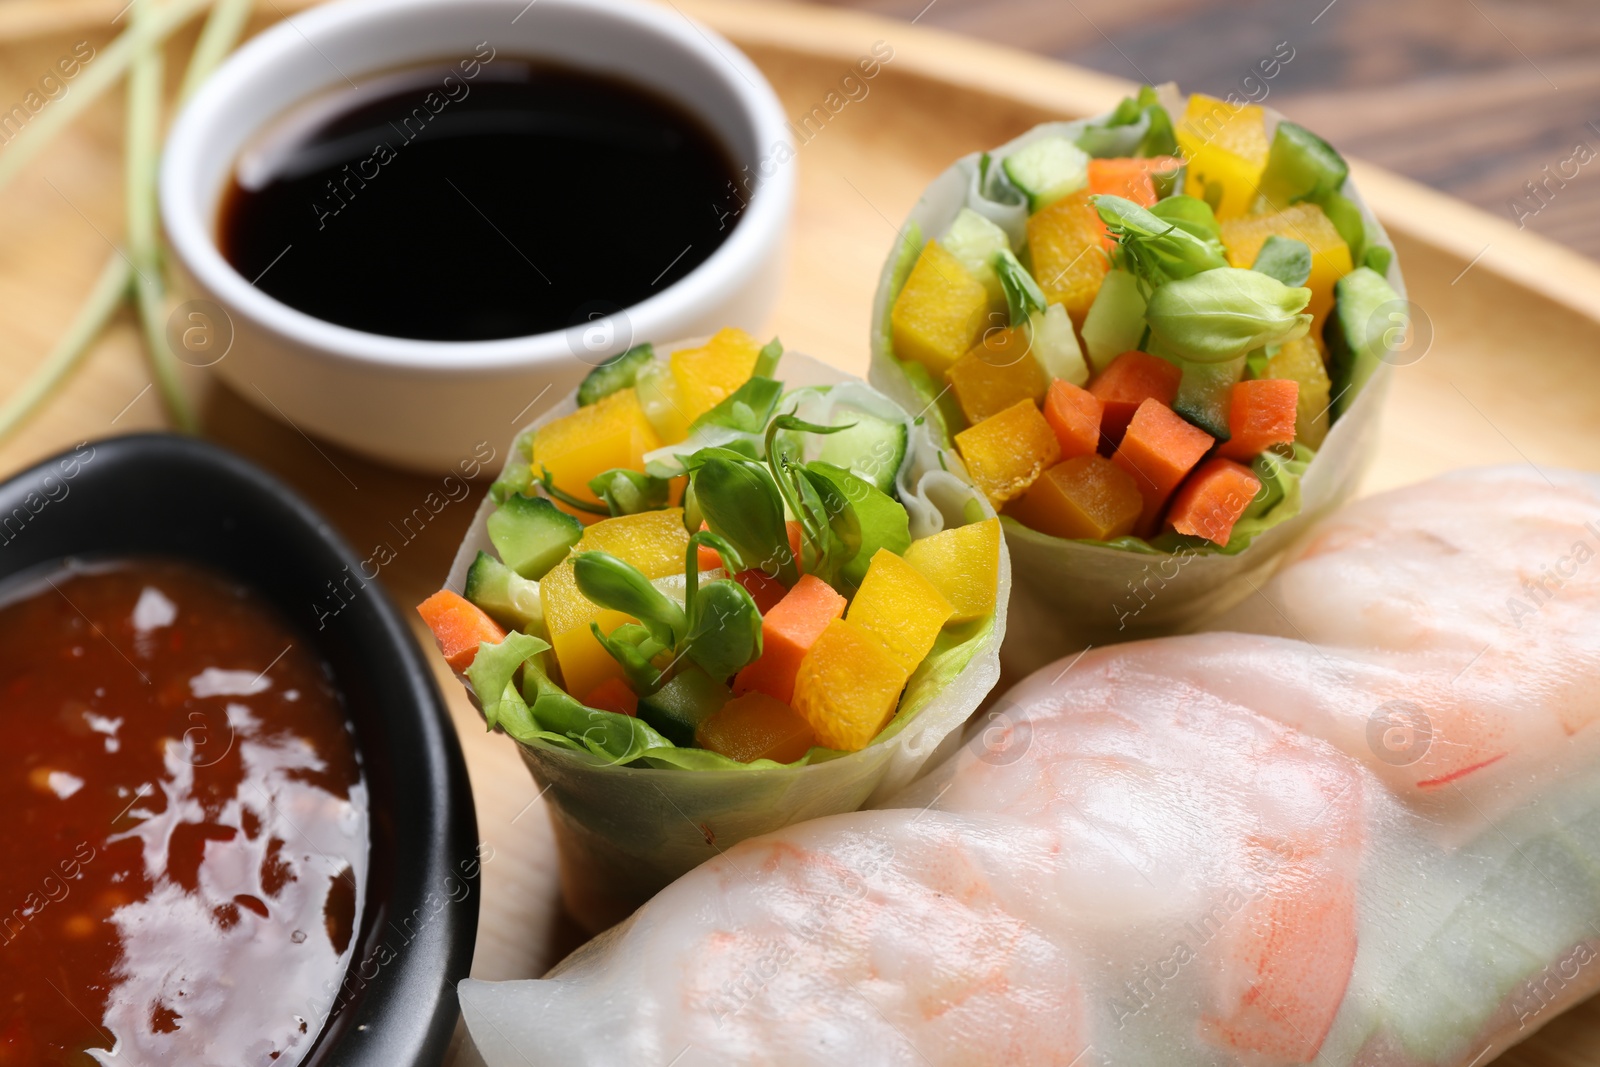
left=820, top=0, right=1600, bottom=260
left=0, top=1, right=1598, bottom=1064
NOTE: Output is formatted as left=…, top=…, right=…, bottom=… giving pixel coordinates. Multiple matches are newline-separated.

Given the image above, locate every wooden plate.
left=3, top=2, right=1600, bottom=1063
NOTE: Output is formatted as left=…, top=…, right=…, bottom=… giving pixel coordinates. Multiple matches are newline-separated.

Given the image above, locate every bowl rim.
left=0, top=433, right=478, bottom=1066
left=159, top=0, right=795, bottom=374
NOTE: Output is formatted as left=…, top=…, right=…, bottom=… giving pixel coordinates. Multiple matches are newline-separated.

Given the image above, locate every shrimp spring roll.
left=459, top=466, right=1600, bottom=1067
left=420, top=331, right=1008, bottom=931
left=869, top=84, right=1408, bottom=674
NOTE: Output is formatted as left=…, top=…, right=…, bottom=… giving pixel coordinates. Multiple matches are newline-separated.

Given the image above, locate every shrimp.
left=1214, top=466, right=1600, bottom=804
left=460, top=468, right=1600, bottom=1066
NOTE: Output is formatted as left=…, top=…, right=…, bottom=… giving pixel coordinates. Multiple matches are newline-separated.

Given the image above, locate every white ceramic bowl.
left=161, top=0, right=794, bottom=473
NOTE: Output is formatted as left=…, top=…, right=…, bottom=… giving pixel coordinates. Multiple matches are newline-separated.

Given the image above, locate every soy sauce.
left=220, top=56, right=740, bottom=341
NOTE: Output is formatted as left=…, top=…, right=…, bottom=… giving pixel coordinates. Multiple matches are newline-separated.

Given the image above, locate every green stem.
left=0, top=256, right=134, bottom=443
left=0, top=0, right=258, bottom=444
left=0, top=0, right=214, bottom=198
left=180, top=0, right=257, bottom=103
left=537, top=467, right=612, bottom=516
left=127, top=0, right=197, bottom=432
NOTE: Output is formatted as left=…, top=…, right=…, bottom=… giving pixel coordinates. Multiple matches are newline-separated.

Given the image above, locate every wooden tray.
left=4, top=1, right=1600, bottom=1063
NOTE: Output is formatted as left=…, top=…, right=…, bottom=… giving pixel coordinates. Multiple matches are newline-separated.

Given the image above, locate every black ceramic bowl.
left=0, top=433, right=477, bottom=1065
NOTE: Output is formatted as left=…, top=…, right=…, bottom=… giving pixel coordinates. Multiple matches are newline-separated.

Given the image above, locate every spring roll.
left=868, top=84, right=1407, bottom=676
left=421, top=332, right=1009, bottom=931
left=458, top=466, right=1600, bottom=1067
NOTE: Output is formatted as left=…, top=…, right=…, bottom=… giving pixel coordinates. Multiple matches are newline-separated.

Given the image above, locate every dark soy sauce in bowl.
left=219, top=57, right=740, bottom=342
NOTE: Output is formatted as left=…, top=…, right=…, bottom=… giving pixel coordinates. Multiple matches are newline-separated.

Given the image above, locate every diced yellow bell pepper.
left=540, top=509, right=690, bottom=696
left=695, top=692, right=816, bottom=764
left=533, top=390, right=662, bottom=524
left=1005, top=454, right=1143, bottom=541
left=547, top=604, right=633, bottom=699
left=1264, top=335, right=1332, bottom=450
left=953, top=399, right=1061, bottom=508
left=792, top=618, right=908, bottom=752
left=1220, top=202, right=1353, bottom=341
left=945, top=327, right=1049, bottom=424
left=845, top=549, right=954, bottom=675
left=902, top=517, right=1001, bottom=624
left=1176, top=94, right=1269, bottom=221
left=1026, top=190, right=1110, bottom=323
left=670, top=326, right=762, bottom=422
left=579, top=508, right=691, bottom=579
left=890, top=240, right=992, bottom=377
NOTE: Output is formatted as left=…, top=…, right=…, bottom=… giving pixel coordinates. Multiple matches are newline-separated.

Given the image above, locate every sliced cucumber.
left=487, top=494, right=582, bottom=580
left=464, top=551, right=546, bottom=636
left=1364, top=245, right=1394, bottom=278
left=634, top=359, right=686, bottom=442
left=1173, top=356, right=1245, bottom=440
left=898, top=360, right=965, bottom=441
left=1002, top=136, right=1090, bottom=212
left=1028, top=303, right=1088, bottom=386
left=1081, top=269, right=1147, bottom=374
left=1319, top=190, right=1367, bottom=264
left=637, top=667, right=729, bottom=747
left=773, top=384, right=914, bottom=492
left=489, top=432, right=536, bottom=504
left=813, top=409, right=908, bottom=494
left=940, top=209, right=1010, bottom=304
left=1326, top=266, right=1401, bottom=419
left=576, top=343, right=654, bottom=407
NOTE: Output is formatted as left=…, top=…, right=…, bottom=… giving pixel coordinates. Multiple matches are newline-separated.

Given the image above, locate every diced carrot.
left=1089, top=351, right=1182, bottom=447
left=1112, top=398, right=1215, bottom=533
left=696, top=540, right=720, bottom=572
left=1088, top=156, right=1182, bottom=204
left=1167, top=457, right=1263, bottom=546
left=1088, top=156, right=1182, bottom=248
left=732, top=574, right=847, bottom=704
left=1219, top=379, right=1300, bottom=460
left=696, top=692, right=816, bottom=763
left=583, top=677, right=639, bottom=717
left=735, top=570, right=788, bottom=615
left=417, top=590, right=506, bottom=672
left=1043, top=379, right=1103, bottom=460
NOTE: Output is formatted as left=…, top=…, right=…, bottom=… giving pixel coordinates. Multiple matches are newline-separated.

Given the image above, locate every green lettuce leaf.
left=465, top=630, right=549, bottom=731
left=1250, top=235, right=1312, bottom=288
left=880, top=220, right=924, bottom=350
left=882, top=612, right=996, bottom=741
left=808, top=461, right=912, bottom=592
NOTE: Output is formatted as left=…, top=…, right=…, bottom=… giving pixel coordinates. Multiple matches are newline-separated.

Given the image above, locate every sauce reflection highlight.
left=0, top=560, right=367, bottom=1066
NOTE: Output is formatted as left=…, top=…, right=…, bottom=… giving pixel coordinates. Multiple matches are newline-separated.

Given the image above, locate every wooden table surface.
left=820, top=0, right=1600, bottom=261
left=3, top=1, right=1600, bottom=1063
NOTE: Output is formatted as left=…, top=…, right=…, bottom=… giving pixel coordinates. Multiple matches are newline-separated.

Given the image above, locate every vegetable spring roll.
left=421, top=331, right=1008, bottom=931
left=458, top=466, right=1600, bottom=1067
left=869, top=84, right=1407, bottom=675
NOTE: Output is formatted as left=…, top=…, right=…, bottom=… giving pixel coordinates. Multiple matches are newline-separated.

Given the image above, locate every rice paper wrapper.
left=868, top=90, right=1401, bottom=678
left=446, top=349, right=1009, bottom=931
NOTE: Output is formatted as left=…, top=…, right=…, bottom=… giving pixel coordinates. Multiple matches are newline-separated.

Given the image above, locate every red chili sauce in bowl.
left=0, top=559, right=367, bottom=1066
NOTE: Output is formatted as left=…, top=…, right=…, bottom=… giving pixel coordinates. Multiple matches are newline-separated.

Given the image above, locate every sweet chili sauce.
left=0, top=560, right=367, bottom=1066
